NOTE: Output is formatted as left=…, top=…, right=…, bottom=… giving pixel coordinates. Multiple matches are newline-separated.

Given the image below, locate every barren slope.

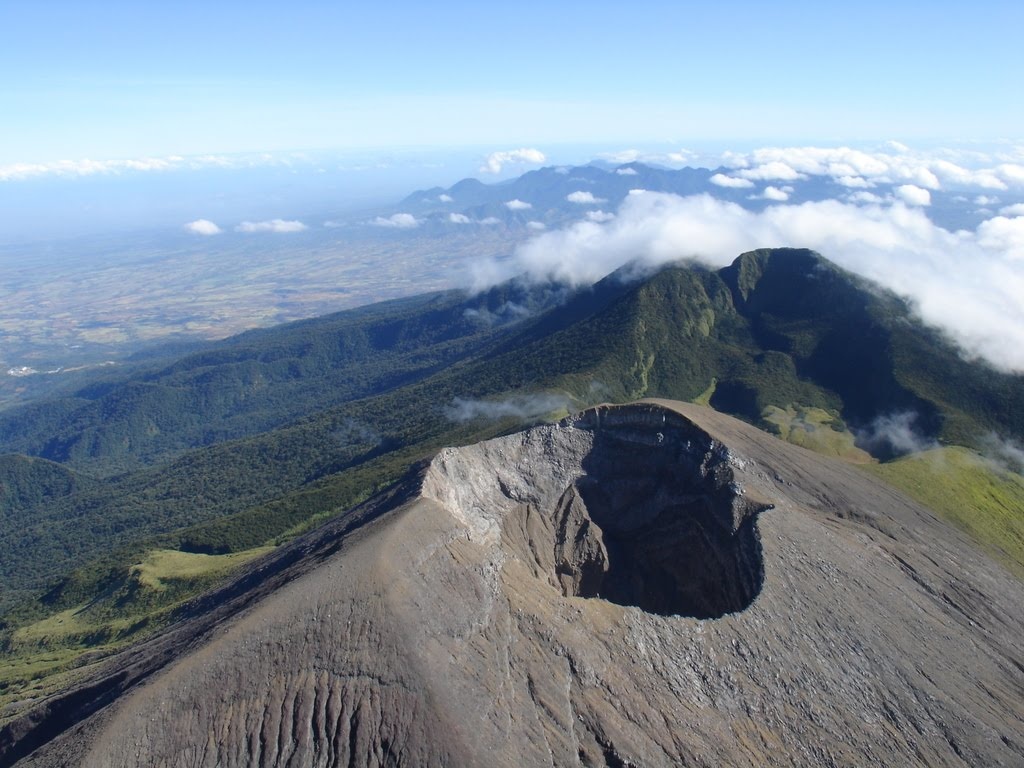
left=7, top=401, right=1024, bottom=766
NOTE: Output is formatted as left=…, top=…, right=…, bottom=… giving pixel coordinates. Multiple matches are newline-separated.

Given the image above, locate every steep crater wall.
left=424, top=404, right=770, bottom=619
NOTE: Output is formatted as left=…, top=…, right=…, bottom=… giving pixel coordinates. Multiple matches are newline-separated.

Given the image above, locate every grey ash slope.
left=9, top=401, right=1024, bottom=767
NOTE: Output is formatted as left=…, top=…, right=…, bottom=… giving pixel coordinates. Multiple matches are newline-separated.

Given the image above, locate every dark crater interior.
left=550, top=408, right=768, bottom=619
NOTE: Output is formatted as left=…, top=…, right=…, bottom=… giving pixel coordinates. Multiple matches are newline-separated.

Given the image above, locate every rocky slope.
left=5, top=400, right=1024, bottom=766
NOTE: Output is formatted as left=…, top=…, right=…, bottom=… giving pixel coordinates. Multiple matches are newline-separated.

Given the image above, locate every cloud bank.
left=721, top=145, right=1024, bottom=192
left=480, top=148, right=546, bottom=174
left=235, top=219, right=307, bottom=233
left=472, top=191, right=1024, bottom=373
left=184, top=219, right=222, bottom=235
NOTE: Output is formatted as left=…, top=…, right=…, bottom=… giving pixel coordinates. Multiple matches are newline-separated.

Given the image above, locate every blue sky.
left=3, top=1, right=1023, bottom=164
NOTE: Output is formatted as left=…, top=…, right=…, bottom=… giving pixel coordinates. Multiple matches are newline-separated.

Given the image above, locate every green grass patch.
left=130, top=546, right=273, bottom=591
left=866, top=447, right=1024, bottom=577
left=761, top=405, right=872, bottom=463
left=692, top=377, right=717, bottom=407
left=0, top=544, right=276, bottom=721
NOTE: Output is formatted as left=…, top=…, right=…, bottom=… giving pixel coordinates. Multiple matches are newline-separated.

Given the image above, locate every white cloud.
left=527, top=221, right=547, bottom=230
left=998, top=164, right=1024, bottom=185
left=930, top=160, right=1006, bottom=190
left=371, top=212, right=419, bottom=229
left=895, top=185, right=932, bottom=206
left=184, top=219, right=222, bottom=235
left=736, top=161, right=806, bottom=181
left=758, top=186, right=789, bottom=202
left=720, top=145, right=1024, bottom=193
left=471, top=191, right=1024, bottom=372
left=505, top=199, right=532, bottom=210
left=999, top=203, right=1024, bottom=217
left=479, top=216, right=501, bottom=225
left=976, top=195, right=1000, bottom=206
left=480, top=148, right=546, bottom=174
left=616, top=167, right=638, bottom=176
left=566, top=190, right=606, bottom=205
left=598, top=148, right=694, bottom=167
left=837, top=176, right=872, bottom=188
left=439, top=193, right=454, bottom=202
left=976, top=215, right=1024, bottom=260
left=709, top=173, right=755, bottom=189
left=586, top=210, right=615, bottom=222
left=848, top=191, right=885, bottom=204
left=448, top=213, right=471, bottom=224
left=235, top=218, right=307, bottom=233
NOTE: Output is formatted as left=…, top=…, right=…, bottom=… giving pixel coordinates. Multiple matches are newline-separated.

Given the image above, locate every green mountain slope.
left=1, top=248, right=1021, bottom=614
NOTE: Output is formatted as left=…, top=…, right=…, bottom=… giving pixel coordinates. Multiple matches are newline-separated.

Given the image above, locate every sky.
left=3, top=1, right=1023, bottom=165
left=2, top=1, right=1024, bottom=379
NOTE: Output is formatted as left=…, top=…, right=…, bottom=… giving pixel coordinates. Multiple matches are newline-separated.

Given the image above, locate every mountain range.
left=1, top=247, right=1023, bottom=764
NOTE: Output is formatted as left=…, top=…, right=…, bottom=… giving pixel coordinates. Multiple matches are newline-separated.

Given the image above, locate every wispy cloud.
left=444, top=392, right=572, bottom=423
left=438, top=193, right=454, bottom=202
left=449, top=213, right=471, bottom=224
left=480, top=148, right=546, bottom=174
left=471, top=191, right=1024, bottom=372
left=598, top=148, right=696, bottom=167
left=855, top=412, right=938, bottom=456
left=184, top=219, right=222, bottom=235
left=235, top=218, right=307, bottom=233
left=0, top=151, right=294, bottom=182
left=371, top=212, right=419, bottom=228
left=616, top=167, right=638, bottom=176
left=505, top=199, right=532, bottom=210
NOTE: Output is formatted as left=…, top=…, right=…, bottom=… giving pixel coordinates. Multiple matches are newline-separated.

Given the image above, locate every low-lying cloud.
left=470, top=191, right=1024, bottom=373
left=480, top=148, right=546, bottom=174
left=372, top=212, right=419, bottom=229
left=710, top=173, right=754, bottom=189
left=505, top=199, right=532, bottom=210
left=855, top=412, right=938, bottom=457
left=567, top=190, right=606, bottom=204
left=444, top=392, right=572, bottom=423
left=235, top=218, right=307, bottom=233
left=184, top=219, right=222, bottom=235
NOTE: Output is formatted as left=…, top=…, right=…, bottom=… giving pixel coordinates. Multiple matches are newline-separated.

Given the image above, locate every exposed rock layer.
left=7, top=401, right=1024, bottom=767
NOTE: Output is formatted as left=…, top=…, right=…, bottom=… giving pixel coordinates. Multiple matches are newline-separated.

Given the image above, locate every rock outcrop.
left=7, top=401, right=1024, bottom=766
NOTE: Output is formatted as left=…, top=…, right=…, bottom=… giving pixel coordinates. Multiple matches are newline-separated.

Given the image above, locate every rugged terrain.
left=5, top=400, right=1023, bottom=766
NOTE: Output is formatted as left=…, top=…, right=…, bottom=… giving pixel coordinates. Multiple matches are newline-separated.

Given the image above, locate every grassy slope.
left=0, top=546, right=273, bottom=721
left=866, top=448, right=1024, bottom=577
